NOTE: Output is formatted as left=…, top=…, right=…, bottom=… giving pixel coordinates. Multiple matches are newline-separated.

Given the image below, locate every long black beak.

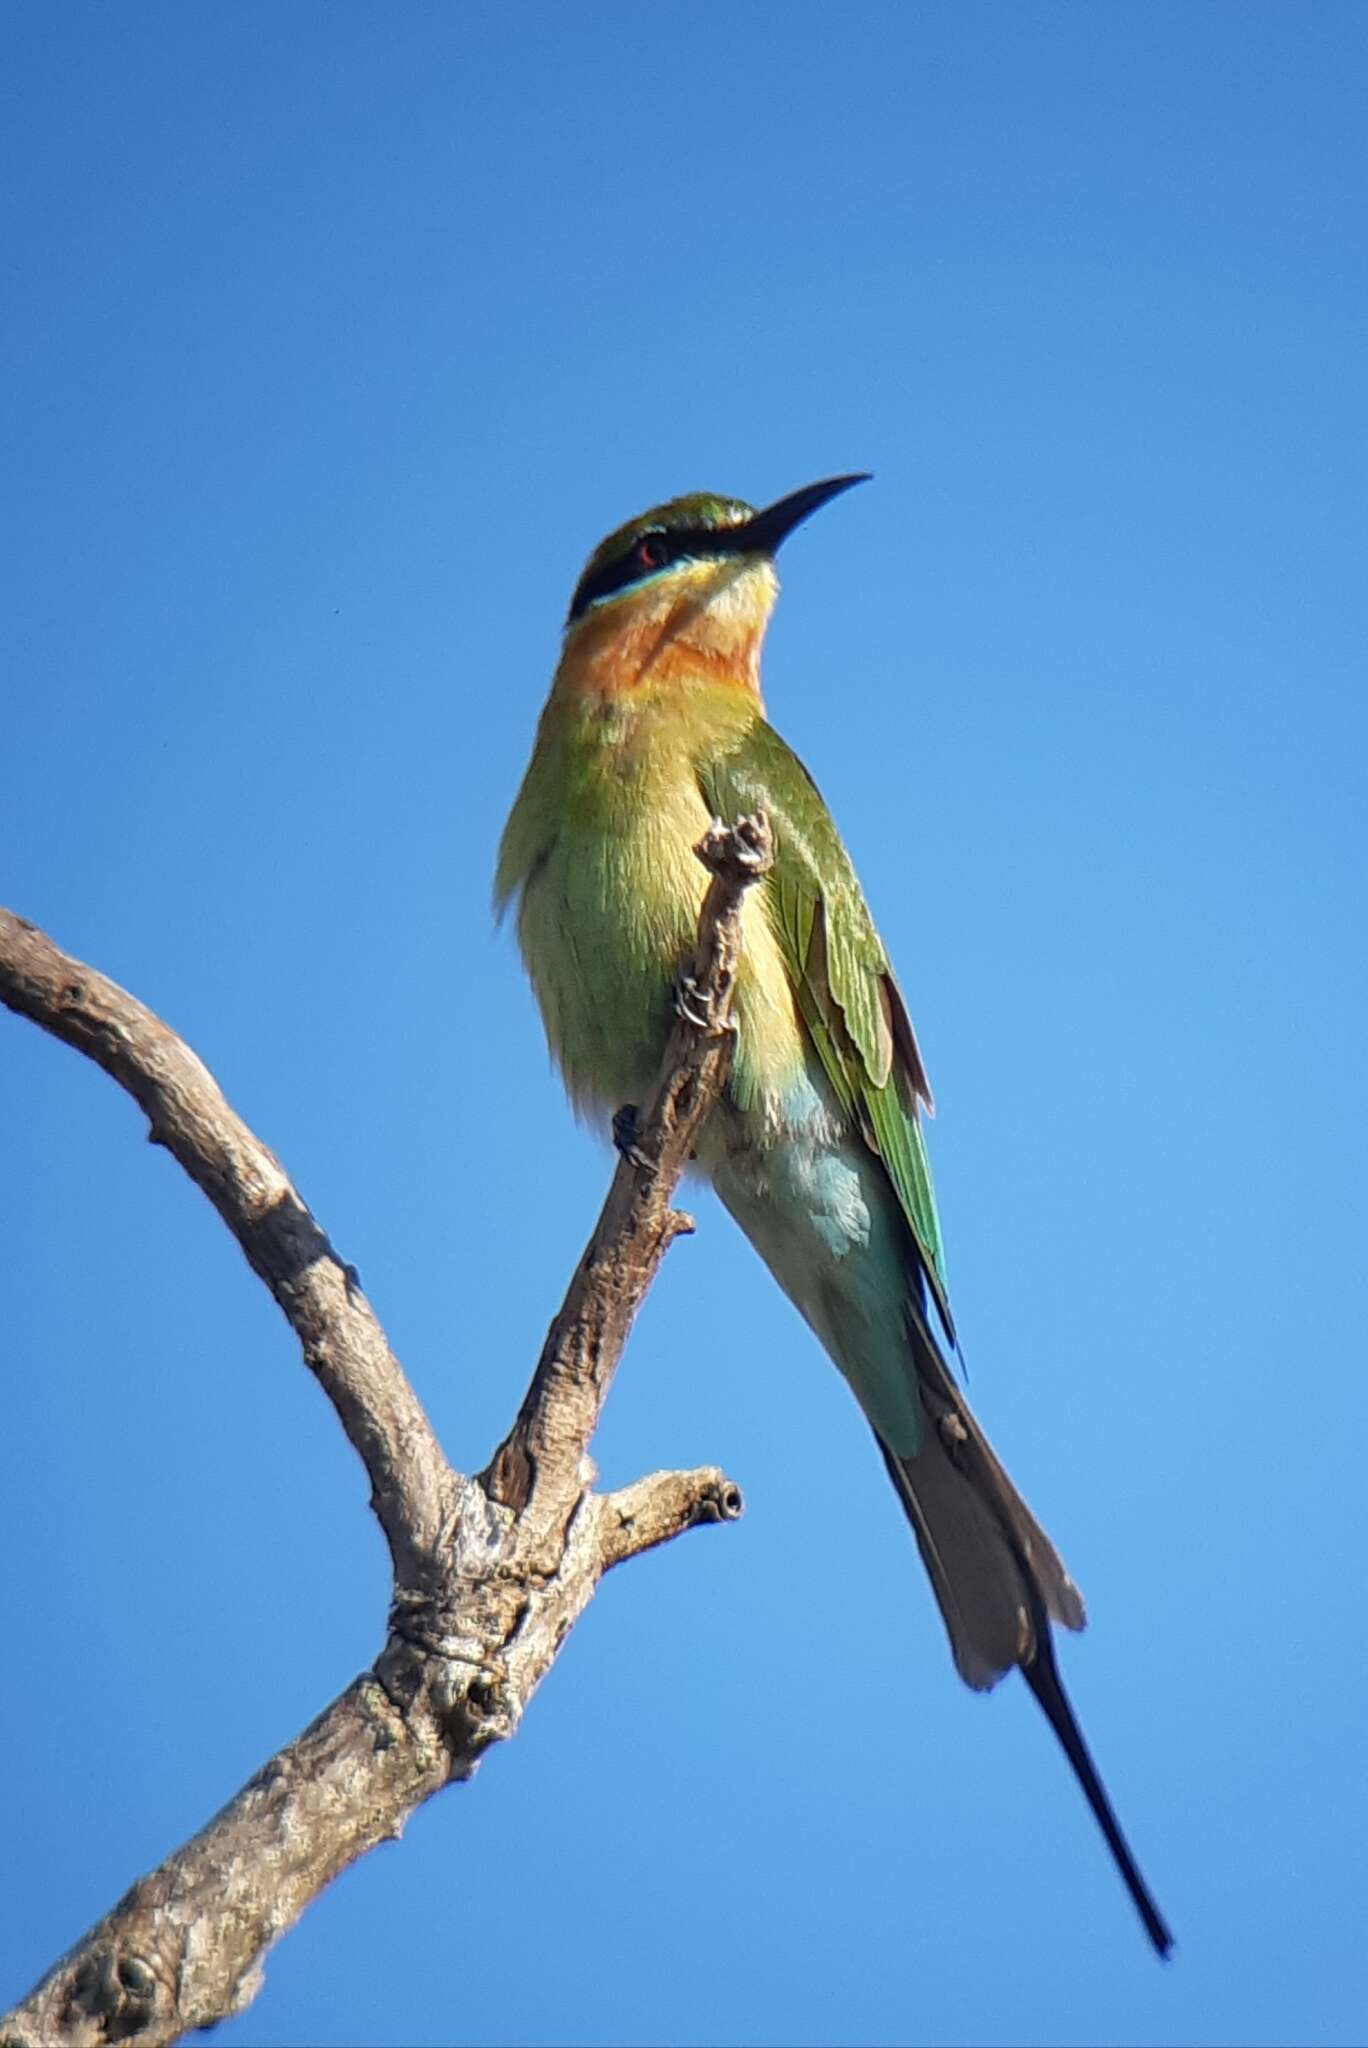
left=735, top=473, right=872, bottom=556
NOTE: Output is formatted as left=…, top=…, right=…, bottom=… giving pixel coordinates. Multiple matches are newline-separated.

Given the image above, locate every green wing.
left=698, top=720, right=955, bottom=1340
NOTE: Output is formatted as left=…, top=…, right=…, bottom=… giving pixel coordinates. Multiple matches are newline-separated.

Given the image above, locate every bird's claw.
left=673, top=972, right=714, bottom=1031
left=612, top=1104, right=652, bottom=1170
left=696, top=811, right=772, bottom=881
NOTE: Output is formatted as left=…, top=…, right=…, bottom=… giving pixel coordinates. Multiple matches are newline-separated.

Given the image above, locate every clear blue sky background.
left=3, top=5, right=1365, bottom=2043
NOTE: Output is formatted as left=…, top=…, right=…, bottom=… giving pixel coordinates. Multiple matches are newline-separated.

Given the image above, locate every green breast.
left=500, top=684, right=810, bottom=1129
left=508, top=719, right=716, bottom=1117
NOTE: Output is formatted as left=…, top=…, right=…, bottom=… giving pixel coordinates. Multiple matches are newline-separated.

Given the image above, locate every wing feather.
left=699, top=722, right=954, bottom=1337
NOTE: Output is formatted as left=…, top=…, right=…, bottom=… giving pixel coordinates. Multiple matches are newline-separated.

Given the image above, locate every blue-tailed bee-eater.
left=496, top=476, right=1171, bottom=1956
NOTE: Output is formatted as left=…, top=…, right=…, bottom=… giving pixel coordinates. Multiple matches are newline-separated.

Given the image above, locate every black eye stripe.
left=566, top=524, right=743, bottom=623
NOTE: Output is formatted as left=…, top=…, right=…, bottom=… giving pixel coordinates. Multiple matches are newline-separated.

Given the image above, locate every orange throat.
left=551, top=560, right=777, bottom=709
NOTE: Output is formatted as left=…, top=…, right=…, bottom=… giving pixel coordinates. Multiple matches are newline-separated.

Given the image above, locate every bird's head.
left=559, top=474, right=870, bottom=696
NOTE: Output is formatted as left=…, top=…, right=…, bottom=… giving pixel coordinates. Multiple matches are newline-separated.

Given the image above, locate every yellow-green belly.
left=516, top=766, right=805, bottom=1128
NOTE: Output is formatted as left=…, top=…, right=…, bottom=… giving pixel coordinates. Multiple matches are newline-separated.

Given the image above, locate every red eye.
left=637, top=533, right=670, bottom=570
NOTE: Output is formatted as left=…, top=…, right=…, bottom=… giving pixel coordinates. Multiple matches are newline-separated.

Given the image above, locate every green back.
left=698, top=720, right=955, bottom=1339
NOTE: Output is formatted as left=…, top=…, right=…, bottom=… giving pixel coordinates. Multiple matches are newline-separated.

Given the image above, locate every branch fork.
left=0, top=814, right=773, bottom=2048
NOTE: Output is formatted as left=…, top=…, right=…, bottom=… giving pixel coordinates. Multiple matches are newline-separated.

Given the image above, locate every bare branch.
left=0, top=815, right=770, bottom=2047
left=0, top=905, right=455, bottom=1585
left=483, top=812, right=774, bottom=1539
left=597, top=1466, right=746, bottom=1569
left=2, top=1676, right=446, bottom=2046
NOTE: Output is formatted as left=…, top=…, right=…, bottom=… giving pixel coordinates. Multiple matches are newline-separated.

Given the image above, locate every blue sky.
left=3, top=3, right=1365, bottom=2042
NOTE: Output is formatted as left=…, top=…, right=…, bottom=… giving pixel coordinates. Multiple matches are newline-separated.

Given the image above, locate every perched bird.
left=496, top=476, right=1171, bottom=1956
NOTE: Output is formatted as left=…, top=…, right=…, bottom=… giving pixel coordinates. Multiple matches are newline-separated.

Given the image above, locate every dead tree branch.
left=0, top=812, right=771, bottom=2048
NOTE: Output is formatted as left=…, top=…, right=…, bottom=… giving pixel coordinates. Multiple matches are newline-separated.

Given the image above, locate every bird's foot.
left=612, top=1104, right=652, bottom=1170
left=696, top=811, right=772, bottom=882
left=673, top=972, right=716, bottom=1032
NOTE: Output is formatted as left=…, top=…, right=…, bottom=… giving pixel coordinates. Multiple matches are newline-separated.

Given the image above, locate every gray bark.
left=0, top=816, right=770, bottom=2048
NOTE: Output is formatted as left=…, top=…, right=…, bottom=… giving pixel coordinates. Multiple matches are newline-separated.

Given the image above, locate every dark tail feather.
left=882, top=1308, right=1173, bottom=1957
left=1023, top=1615, right=1174, bottom=1958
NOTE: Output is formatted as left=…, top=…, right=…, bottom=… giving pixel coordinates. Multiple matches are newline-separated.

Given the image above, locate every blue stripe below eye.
left=581, top=561, right=688, bottom=613
left=567, top=520, right=747, bottom=623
